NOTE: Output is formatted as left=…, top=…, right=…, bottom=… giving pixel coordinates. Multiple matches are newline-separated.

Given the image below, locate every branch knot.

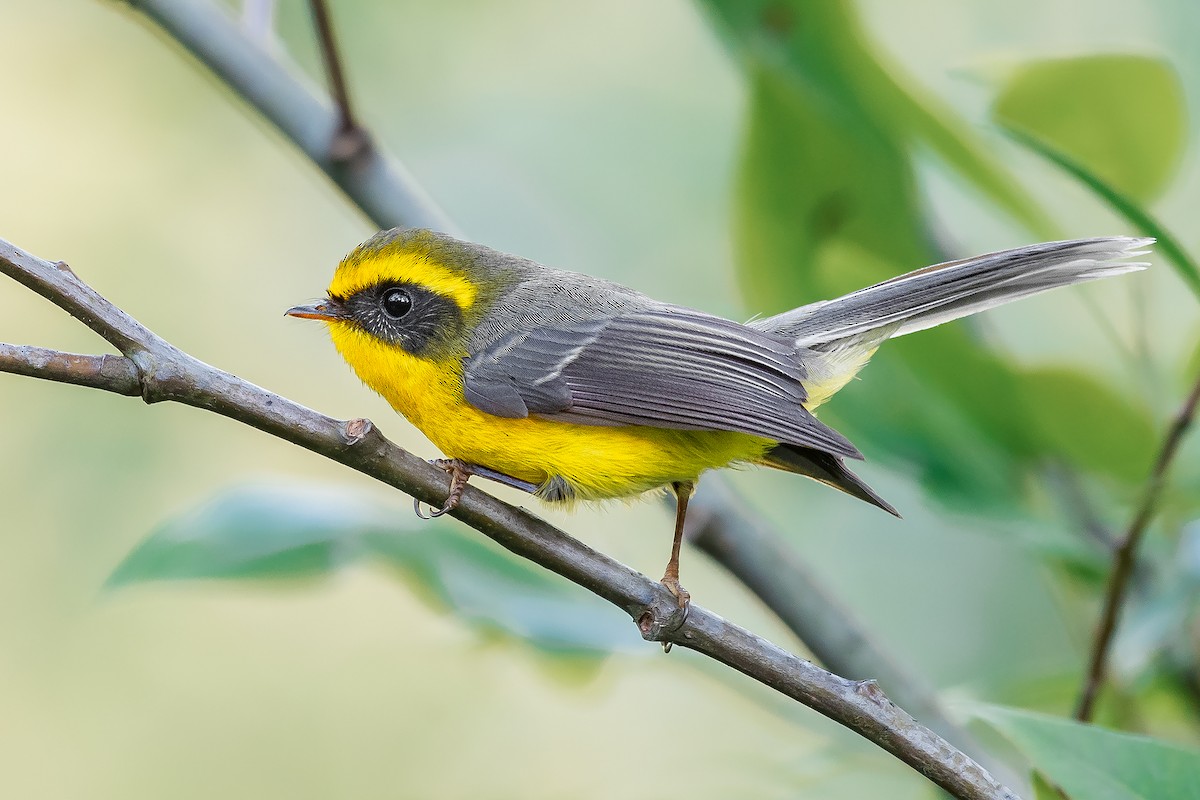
left=340, top=417, right=375, bottom=445
left=128, top=351, right=159, bottom=404
left=636, top=593, right=690, bottom=645
left=854, top=678, right=889, bottom=707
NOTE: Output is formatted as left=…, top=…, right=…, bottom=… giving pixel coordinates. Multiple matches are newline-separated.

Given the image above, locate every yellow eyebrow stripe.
left=329, top=249, right=479, bottom=309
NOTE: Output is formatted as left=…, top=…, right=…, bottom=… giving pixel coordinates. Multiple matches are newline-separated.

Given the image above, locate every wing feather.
left=462, top=307, right=861, bottom=459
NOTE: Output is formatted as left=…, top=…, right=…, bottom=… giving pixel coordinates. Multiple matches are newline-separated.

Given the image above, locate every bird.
left=287, top=228, right=1151, bottom=608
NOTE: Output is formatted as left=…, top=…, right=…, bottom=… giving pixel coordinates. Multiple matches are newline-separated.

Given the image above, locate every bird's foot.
left=661, top=575, right=691, bottom=610
left=658, top=573, right=691, bottom=653
left=414, top=458, right=473, bottom=519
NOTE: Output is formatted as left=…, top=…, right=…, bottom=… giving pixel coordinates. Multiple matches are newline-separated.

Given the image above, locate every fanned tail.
left=752, top=237, right=1152, bottom=409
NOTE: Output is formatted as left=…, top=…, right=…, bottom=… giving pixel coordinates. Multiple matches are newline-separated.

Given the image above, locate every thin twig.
left=0, top=343, right=141, bottom=396
left=306, top=0, right=368, bottom=161
left=114, top=0, right=1013, bottom=784
left=1075, top=369, right=1200, bottom=721
left=122, top=0, right=455, bottom=234
left=1, top=237, right=1017, bottom=800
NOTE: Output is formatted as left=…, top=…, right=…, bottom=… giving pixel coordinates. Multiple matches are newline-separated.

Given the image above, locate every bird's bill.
left=285, top=301, right=343, bottom=321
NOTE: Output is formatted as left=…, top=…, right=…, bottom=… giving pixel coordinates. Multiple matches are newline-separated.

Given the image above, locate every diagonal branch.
left=686, top=482, right=1026, bottom=791
left=689, top=483, right=956, bottom=727
left=1075, top=369, right=1200, bottom=721
left=1, top=237, right=1016, bottom=800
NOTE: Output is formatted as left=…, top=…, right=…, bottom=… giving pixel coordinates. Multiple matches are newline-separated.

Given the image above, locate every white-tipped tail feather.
left=755, top=237, right=1152, bottom=346
left=752, top=237, right=1152, bottom=409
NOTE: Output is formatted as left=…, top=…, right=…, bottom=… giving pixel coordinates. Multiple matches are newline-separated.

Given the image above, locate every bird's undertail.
left=751, top=237, right=1153, bottom=408
left=759, top=444, right=900, bottom=517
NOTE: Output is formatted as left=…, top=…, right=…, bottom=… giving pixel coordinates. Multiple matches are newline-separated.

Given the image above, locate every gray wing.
left=462, top=307, right=861, bottom=459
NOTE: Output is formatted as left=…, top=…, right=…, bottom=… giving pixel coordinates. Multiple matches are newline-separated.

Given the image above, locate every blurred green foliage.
left=978, top=706, right=1200, bottom=798
left=3, top=1, right=1200, bottom=798
left=1021, top=367, right=1158, bottom=483
left=110, top=484, right=642, bottom=656
left=698, top=0, right=1049, bottom=235
left=994, top=55, right=1186, bottom=203
left=1001, top=125, right=1200, bottom=298
left=699, top=0, right=1196, bottom=519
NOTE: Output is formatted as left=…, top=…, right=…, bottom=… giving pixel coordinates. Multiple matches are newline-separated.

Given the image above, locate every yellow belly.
left=330, top=327, right=773, bottom=501
left=430, top=409, right=769, bottom=501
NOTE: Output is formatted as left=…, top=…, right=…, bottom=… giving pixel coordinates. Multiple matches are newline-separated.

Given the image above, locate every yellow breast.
left=328, top=324, right=772, bottom=501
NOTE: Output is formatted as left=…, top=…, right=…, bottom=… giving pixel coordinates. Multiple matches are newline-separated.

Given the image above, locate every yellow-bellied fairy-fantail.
left=288, top=229, right=1151, bottom=605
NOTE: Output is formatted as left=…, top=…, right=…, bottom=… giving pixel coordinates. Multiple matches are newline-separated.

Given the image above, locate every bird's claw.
left=414, top=459, right=472, bottom=519
left=413, top=496, right=452, bottom=519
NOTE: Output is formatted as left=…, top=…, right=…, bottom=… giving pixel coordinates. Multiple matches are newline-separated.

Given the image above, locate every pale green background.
left=1, top=1, right=1196, bottom=797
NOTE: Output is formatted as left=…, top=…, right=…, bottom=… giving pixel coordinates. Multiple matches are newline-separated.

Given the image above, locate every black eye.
left=381, top=288, right=412, bottom=318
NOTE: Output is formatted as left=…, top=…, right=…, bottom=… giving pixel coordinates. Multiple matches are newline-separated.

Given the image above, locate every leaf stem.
left=1003, top=125, right=1200, bottom=300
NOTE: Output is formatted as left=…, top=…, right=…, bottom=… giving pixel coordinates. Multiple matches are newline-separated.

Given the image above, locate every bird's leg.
left=661, top=480, right=694, bottom=609
left=656, top=480, right=695, bottom=654
left=414, top=458, right=540, bottom=519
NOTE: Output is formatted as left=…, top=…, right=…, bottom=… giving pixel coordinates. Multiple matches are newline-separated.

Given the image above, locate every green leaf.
left=106, top=483, right=384, bottom=586
left=994, top=55, right=1187, bottom=203
left=698, top=0, right=1048, bottom=236
left=708, top=2, right=1083, bottom=511
left=366, top=526, right=643, bottom=657
left=1032, top=771, right=1069, bottom=800
left=109, top=483, right=641, bottom=657
left=732, top=66, right=1030, bottom=509
left=1021, top=367, right=1157, bottom=484
left=733, top=66, right=927, bottom=313
left=1002, top=125, right=1200, bottom=301
left=733, top=61, right=1165, bottom=506
left=976, top=706, right=1200, bottom=800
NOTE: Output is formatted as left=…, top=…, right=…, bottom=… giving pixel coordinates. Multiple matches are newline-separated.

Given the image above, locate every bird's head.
left=287, top=228, right=521, bottom=364
left=286, top=227, right=531, bottom=408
